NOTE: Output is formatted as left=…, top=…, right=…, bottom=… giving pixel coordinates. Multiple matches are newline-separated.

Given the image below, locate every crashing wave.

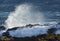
left=0, top=23, right=59, bottom=38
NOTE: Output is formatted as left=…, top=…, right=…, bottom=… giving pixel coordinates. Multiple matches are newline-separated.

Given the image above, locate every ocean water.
left=0, top=12, right=9, bottom=25
left=0, top=11, right=59, bottom=25
left=0, top=0, right=60, bottom=26
left=0, top=0, right=60, bottom=37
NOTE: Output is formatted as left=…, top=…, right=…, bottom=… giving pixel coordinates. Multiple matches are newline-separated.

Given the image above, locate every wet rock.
left=47, top=28, right=57, bottom=34
left=0, top=26, right=6, bottom=30
left=25, top=24, right=40, bottom=27
left=57, top=22, right=60, bottom=24
left=2, top=32, right=10, bottom=37
left=25, top=24, right=34, bottom=27
left=7, top=27, right=20, bottom=31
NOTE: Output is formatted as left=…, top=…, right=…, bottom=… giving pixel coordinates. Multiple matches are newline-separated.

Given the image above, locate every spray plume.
left=5, top=4, right=44, bottom=28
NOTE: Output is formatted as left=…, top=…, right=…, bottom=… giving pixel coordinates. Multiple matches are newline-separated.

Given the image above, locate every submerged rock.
left=47, top=28, right=57, bottom=34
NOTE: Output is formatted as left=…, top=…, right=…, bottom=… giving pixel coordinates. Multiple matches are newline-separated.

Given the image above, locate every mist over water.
left=5, top=4, right=45, bottom=28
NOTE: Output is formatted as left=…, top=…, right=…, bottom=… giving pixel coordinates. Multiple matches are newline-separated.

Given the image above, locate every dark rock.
left=7, top=27, right=20, bottom=31
left=57, top=22, right=60, bottom=24
left=47, top=28, right=57, bottom=34
left=25, top=24, right=34, bottom=27
left=2, top=32, right=10, bottom=37
left=25, top=24, right=40, bottom=27
left=0, top=26, right=6, bottom=30
left=33, top=24, right=40, bottom=26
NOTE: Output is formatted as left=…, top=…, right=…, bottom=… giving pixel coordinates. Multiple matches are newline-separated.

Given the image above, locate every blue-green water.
left=0, top=0, right=60, bottom=25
